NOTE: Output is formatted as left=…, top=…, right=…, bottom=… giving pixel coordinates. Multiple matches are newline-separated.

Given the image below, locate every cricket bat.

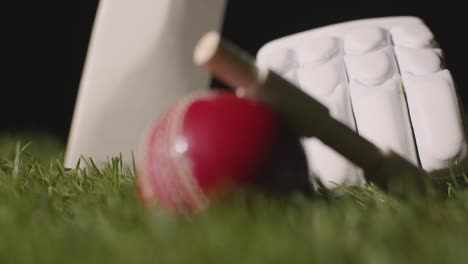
left=65, top=0, right=226, bottom=168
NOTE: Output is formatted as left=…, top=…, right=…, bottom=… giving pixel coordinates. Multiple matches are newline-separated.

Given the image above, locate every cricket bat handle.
left=194, top=31, right=430, bottom=192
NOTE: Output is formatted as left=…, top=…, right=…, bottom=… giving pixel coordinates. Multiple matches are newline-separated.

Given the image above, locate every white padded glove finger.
left=257, top=17, right=467, bottom=189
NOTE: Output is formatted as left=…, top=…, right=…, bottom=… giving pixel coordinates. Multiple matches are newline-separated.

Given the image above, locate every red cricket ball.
left=137, top=91, right=310, bottom=212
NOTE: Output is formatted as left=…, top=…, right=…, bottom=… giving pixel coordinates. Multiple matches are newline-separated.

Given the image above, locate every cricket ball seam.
left=168, top=93, right=210, bottom=211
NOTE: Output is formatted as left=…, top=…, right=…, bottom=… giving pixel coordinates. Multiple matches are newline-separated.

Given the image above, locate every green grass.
left=1, top=134, right=468, bottom=264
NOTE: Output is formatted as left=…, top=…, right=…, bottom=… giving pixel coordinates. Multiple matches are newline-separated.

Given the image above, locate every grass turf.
left=1, top=133, right=468, bottom=264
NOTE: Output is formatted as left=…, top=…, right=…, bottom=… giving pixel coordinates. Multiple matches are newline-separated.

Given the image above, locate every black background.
left=3, top=0, right=466, bottom=141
